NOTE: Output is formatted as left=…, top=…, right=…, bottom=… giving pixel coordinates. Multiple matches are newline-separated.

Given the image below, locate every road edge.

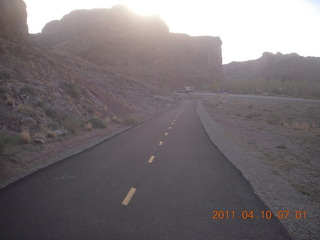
left=195, top=99, right=311, bottom=240
left=0, top=100, right=181, bottom=190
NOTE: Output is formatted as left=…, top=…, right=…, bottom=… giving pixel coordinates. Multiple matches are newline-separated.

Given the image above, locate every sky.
left=24, top=0, right=320, bottom=64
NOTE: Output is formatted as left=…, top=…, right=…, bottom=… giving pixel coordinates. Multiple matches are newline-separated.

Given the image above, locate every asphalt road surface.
left=0, top=100, right=291, bottom=240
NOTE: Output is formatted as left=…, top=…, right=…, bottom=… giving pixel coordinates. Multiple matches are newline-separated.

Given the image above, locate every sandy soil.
left=201, top=95, right=320, bottom=239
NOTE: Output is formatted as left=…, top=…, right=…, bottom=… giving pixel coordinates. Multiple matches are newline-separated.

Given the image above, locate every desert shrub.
left=88, top=117, right=107, bottom=129
left=20, top=130, right=31, bottom=143
left=122, top=115, right=139, bottom=125
left=63, top=117, right=82, bottom=133
left=282, top=121, right=318, bottom=131
left=84, top=122, right=93, bottom=131
left=17, top=105, right=36, bottom=117
left=0, top=86, right=7, bottom=95
left=0, top=132, right=21, bottom=155
left=0, top=70, right=11, bottom=79
left=6, top=97, right=15, bottom=107
left=45, top=108, right=57, bottom=118
left=266, top=114, right=281, bottom=125
left=46, top=129, right=57, bottom=138
left=64, top=82, right=80, bottom=99
left=87, top=108, right=94, bottom=115
left=20, top=86, right=36, bottom=96
left=245, top=112, right=262, bottom=119
left=112, top=115, right=123, bottom=123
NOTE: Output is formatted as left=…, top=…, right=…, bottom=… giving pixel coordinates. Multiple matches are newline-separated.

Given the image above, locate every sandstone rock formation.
left=223, top=52, right=320, bottom=82
left=37, top=6, right=223, bottom=90
left=0, top=0, right=28, bottom=43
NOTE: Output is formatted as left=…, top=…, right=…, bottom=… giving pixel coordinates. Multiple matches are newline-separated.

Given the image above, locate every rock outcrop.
left=223, top=52, right=320, bottom=82
left=36, top=6, right=223, bottom=90
left=0, top=0, right=28, bottom=43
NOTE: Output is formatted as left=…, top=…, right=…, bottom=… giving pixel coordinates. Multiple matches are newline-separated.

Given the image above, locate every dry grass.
left=204, top=95, right=320, bottom=203
left=20, top=130, right=31, bottom=144
left=84, top=122, right=93, bottom=131
left=46, top=130, right=57, bottom=138
left=112, top=115, right=123, bottom=124
left=282, top=121, right=318, bottom=132
left=17, top=104, right=36, bottom=117
left=5, top=96, right=15, bottom=107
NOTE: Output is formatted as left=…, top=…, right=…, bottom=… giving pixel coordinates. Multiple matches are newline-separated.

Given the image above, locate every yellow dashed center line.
left=148, top=156, right=155, bottom=163
left=159, top=141, right=163, bottom=146
left=122, top=188, right=136, bottom=206
left=165, top=132, right=168, bottom=136
left=169, top=127, right=172, bottom=130
left=172, top=123, right=174, bottom=125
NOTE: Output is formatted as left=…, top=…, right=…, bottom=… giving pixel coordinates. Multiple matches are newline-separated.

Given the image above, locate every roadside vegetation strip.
left=122, top=187, right=137, bottom=206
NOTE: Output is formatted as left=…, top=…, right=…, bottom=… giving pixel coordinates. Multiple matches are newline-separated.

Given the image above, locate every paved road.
left=0, top=100, right=291, bottom=239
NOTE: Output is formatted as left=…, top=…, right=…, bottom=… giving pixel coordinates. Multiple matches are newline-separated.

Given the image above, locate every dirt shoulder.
left=197, top=95, right=320, bottom=240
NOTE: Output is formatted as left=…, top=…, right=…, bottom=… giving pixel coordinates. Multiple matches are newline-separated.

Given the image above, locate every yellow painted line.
left=122, top=188, right=136, bottom=206
left=159, top=141, right=163, bottom=146
left=148, top=156, right=155, bottom=163
left=165, top=132, right=168, bottom=136
left=169, top=127, right=172, bottom=130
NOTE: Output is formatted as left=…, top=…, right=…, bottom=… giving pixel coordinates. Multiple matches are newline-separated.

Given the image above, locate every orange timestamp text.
left=212, top=210, right=307, bottom=220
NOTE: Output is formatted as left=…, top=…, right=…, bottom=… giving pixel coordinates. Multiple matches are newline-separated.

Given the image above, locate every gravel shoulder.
left=196, top=96, right=320, bottom=240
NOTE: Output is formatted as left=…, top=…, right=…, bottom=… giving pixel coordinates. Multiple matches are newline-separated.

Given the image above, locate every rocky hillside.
left=0, top=0, right=171, bottom=165
left=223, top=52, right=320, bottom=82
left=36, top=6, right=223, bottom=90
left=0, top=0, right=28, bottom=43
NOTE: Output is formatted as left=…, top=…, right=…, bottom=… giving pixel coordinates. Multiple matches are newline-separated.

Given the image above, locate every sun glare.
left=24, top=0, right=320, bottom=63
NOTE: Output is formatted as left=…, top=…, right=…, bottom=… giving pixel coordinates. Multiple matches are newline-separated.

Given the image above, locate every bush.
left=0, top=70, right=11, bottom=79
left=20, top=86, right=36, bottom=96
left=45, top=108, right=57, bottom=118
left=88, top=117, right=107, bottom=129
left=46, top=130, right=57, bottom=138
left=20, top=130, right=31, bottom=143
left=6, top=97, right=15, bottom=107
left=17, top=105, right=36, bottom=117
left=84, top=122, right=93, bottom=131
left=0, top=132, right=21, bottom=155
left=266, top=114, right=281, bottom=125
left=64, top=82, right=80, bottom=99
left=63, top=117, right=82, bottom=133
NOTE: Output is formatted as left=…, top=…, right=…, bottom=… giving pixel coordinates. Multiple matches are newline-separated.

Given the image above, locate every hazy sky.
left=24, top=0, right=320, bottom=64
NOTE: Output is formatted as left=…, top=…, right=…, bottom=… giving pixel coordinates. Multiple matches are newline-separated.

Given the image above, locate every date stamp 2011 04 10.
left=211, top=210, right=307, bottom=220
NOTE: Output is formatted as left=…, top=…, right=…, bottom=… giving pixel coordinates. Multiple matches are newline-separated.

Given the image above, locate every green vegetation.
left=0, top=70, right=11, bottom=79
left=209, top=79, right=320, bottom=98
left=88, top=117, right=107, bottom=129
left=45, top=108, right=57, bottom=118
left=0, top=132, right=21, bottom=155
left=64, top=82, right=80, bottom=99
left=63, top=116, right=82, bottom=133
left=20, top=85, right=36, bottom=96
left=17, top=105, right=36, bottom=117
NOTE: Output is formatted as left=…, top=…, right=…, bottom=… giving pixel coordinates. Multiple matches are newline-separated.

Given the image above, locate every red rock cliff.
left=0, top=0, right=28, bottom=43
